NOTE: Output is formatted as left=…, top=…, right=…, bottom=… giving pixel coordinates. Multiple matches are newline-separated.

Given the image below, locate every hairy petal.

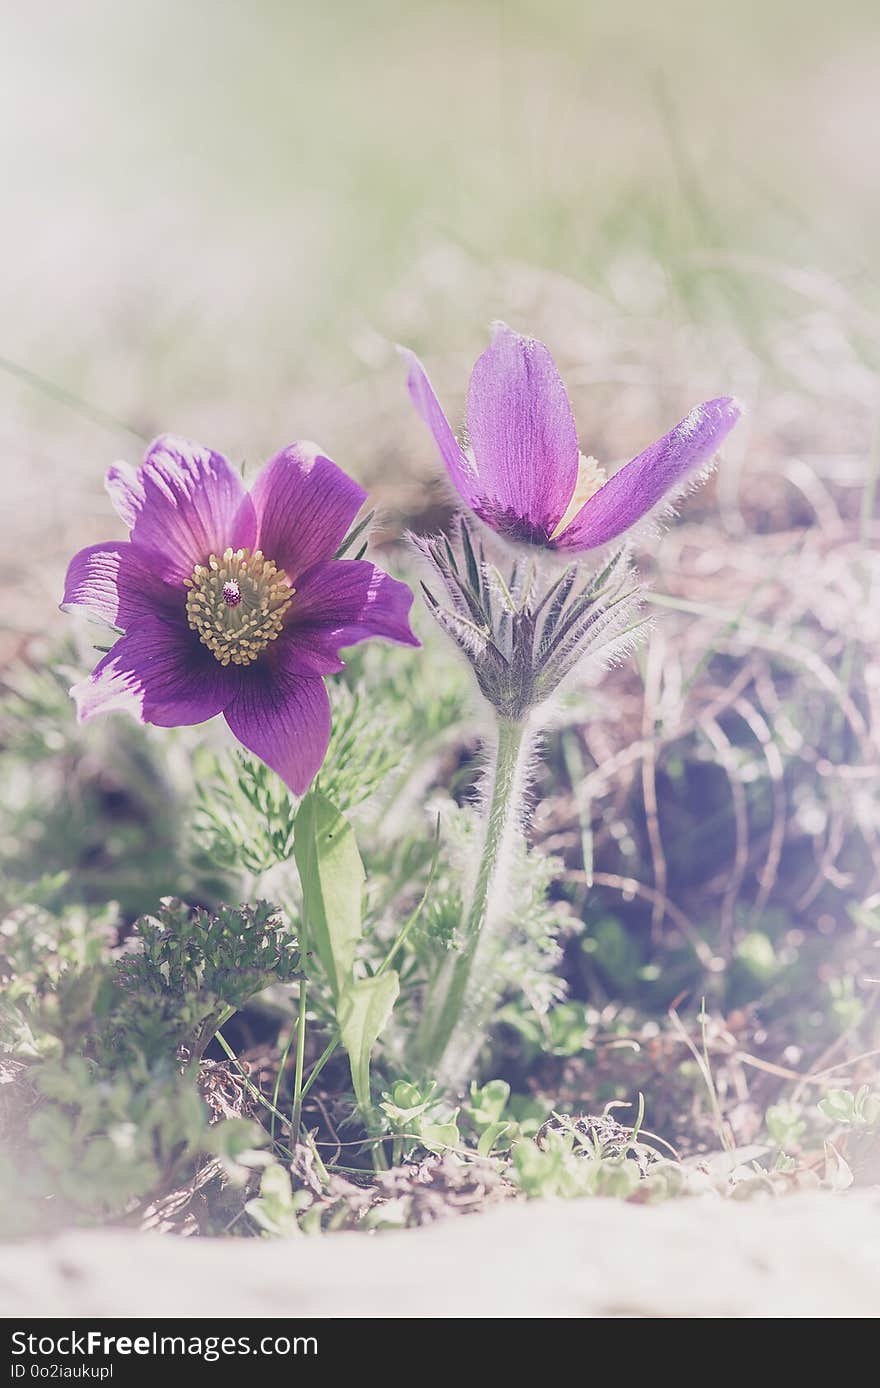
left=466, top=322, right=580, bottom=535
left=283, top=558, right=419, bottom=675
left=554, top=396, right=742, bottom=552
left=62, top=542, right=178, bottom=628
left=399, top=347, right=481, bottom=508
left=71, top=613, right=239, bottom=728
left=249, top=444, right=367, bottom=584
left=224, top=661, right=331, bottom=794
left=128, top=435, right=257, bottom=582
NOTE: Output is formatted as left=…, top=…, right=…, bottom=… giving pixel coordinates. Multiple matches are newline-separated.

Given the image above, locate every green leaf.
left=477, top=1121, right=511, bottom=1157
left=337, top=971, right=399, bottom=1114
left=245, top=1162, right=301, bottom=1238
left=420, top=1117, right=460, bottom=1153
left=465, top=1078, right=511, bottom=1131
left=380, top=1079, right=438, bottom=1126
left=207, top=1117, right=271, bottom=1185
left=293, top=792, right=364, bottom=997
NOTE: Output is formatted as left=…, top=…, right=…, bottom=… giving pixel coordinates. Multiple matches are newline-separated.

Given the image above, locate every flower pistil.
left=185, top=547, right=293, bottom=667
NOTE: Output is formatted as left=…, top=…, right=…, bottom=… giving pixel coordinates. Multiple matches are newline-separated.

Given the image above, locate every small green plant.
left=511, top=1110, right=659, bottom=1201
left=513, top=1128, right=640, bottom=1200
left=245, top=1162, right=308, bottom=1237
left=818, top=1086, right=880, bottom=1129
left=114, top=898, right=300, bottom=1062
left=380, top=1080, right=461, bottom=1161
left=765, top=1102, right=808, bottom=1151
left=0, top=895, right=301, bottom=1232
left=24, top=1056, right=209, bottom=1217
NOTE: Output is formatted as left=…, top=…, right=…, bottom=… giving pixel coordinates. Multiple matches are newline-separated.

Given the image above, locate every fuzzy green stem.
left=289, top=978, right=308, bottom=1148
left=418, top=715, right=529, bottom=1086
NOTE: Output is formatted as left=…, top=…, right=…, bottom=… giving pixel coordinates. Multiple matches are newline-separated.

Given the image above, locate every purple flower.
left=63, top=435, right=419, bottom=792
left=402, top=322, right=741, bottom=550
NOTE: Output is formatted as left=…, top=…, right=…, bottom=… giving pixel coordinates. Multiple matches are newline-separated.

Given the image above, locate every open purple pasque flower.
left=402, top=322, right=741, bottom=551
left=63, top=435, right=419, bottom=792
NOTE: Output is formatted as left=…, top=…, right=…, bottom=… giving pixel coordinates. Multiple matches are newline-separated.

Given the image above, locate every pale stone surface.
left=1, top=1192, right=878, bottom=1319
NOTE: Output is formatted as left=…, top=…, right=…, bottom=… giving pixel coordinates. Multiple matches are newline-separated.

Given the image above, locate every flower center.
left=550, top=454, right=607, bottom=541
left=185, top=548, right=293, bottom=666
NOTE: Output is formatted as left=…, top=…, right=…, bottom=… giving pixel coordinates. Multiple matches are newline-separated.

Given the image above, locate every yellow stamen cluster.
left=550, top=454, right=607, bottom=541
left=185, top=548, right=293, bottom=666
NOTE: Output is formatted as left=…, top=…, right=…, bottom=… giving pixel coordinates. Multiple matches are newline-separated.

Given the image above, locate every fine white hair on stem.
left=430, top=712, right=545, bottom=1092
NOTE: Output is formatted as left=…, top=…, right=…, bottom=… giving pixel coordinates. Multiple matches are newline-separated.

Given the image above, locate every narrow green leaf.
left=333, top=509, right=375, bottom=560
left=534, top=564, right=577, bottom=639
left=337, top=970, right=400, bottom=1114
left=293, top=792, right=364, bottom=998
left=460, top=519, right=482, bottom=595
left=477, top=1121, right=510, bottom=1158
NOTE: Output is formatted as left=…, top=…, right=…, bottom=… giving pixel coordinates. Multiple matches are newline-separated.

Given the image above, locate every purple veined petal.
left=61, top=541, right=179, bottom=629
left=105, top=460, right=145, bottom=529
left=553, top=396, right=743, bottom=552
left=399, top=347, right=481, bottom=509
left=71, top=612, right=240, bottom=728
left=127, top=435, right=257, bottom=584
left=223, top=658, right=331, bottom=794
left=282, top=558, right=420, bottom=676
left=249, top=443, right=367, bottom=585
left=466, top=322, right=580, bottom=540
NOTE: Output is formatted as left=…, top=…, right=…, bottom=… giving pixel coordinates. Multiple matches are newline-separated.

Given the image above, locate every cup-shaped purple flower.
left=401, top=322, right=741, bottom=551
left=63, top=435, right=419, bottom=792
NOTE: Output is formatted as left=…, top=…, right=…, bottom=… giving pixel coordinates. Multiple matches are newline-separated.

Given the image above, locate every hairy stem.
left=418, top=714, right=530, bottom=1088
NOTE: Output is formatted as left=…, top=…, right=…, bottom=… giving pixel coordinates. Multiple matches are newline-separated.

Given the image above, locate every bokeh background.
left=2, top=1, right=880, bottom=1156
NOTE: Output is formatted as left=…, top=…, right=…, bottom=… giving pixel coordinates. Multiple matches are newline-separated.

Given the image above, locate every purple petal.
left=224, top=660, right=331, bottom=794
left=249, top=444, right=367, bottom=584
left=105, top=461, right=145, bottom=529
left=283, top=558, right=420, bottom=675
left=71, top=613, right=239, bottom=728
left=553, top=397, right=742, bottom=552
left=127, top=435, right=257, bottom=583
left=62, top=542, right=177, bottom=629
left=399, top=347, right=481, bottom=508
left=466, top=323, right=579, bottom=538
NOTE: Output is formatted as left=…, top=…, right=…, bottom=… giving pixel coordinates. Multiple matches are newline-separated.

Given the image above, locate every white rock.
left=2, top=1191, right=879, bottom=1318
